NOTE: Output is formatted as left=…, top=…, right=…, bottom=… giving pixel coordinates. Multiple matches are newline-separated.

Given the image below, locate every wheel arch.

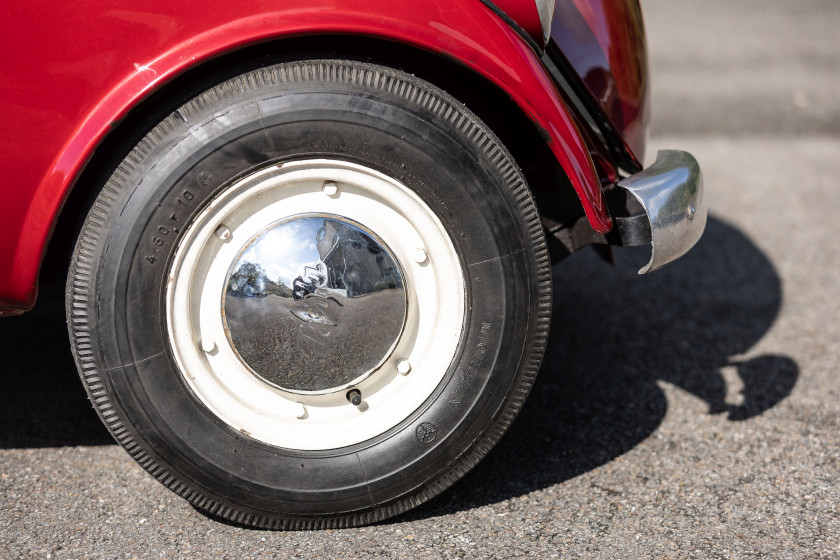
left=32, top=14, right=607, bottom=312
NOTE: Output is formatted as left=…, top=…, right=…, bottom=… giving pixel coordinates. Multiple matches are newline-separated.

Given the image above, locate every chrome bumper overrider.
left=613, top=150, right=706, bottom=274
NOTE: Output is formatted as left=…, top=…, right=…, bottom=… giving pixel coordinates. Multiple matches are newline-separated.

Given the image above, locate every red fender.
left=0, top=0, right=609, bottom=314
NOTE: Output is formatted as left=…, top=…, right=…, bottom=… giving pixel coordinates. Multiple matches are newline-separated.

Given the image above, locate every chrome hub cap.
left=223, top=215, right=408, bottom=393
left=166, top=160, right=464, bottom=450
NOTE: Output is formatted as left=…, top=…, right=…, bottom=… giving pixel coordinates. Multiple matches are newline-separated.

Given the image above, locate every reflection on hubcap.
left=223, top=215, right=407, bottom=393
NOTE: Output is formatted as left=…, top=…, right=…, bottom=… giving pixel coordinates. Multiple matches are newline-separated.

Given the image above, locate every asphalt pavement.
left=2, top=0, right=839, bottom=557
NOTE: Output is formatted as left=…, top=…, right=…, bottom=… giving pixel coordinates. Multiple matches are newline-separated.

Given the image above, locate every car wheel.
left=67, top=59, right=551, bottom=528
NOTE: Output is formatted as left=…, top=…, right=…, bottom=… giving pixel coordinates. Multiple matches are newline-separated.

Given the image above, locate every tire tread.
left=68, top=59, right=552, bottom=530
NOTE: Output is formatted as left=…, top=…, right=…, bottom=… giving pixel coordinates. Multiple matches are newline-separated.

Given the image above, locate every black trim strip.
left=543, top=42, right=642, bottom=174
left=478, top=0, right=544, bottom=54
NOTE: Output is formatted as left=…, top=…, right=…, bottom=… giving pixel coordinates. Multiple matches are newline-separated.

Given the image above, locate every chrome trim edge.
left=616, top=150, right=706, bottom=274
left=535, top=0, right=555, bottom=43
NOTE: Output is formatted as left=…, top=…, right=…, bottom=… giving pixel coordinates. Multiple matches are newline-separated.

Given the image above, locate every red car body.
left=0, top=0, right=708, bottom=528
left=0, top=0, right=647, bottom=315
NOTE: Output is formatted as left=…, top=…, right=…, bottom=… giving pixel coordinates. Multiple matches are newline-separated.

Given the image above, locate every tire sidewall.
left=81, top=61, right=544, bottom=521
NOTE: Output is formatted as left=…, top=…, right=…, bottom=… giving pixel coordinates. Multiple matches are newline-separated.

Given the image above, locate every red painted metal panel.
left=491, top=0, right=545, bottom=44
left=553, top=0, right=650, bottom=163
left=0, top=0, right=609, bottom=313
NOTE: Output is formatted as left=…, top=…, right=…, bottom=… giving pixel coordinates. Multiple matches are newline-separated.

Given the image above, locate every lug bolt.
left=687, top=204, right=696, bottom=220
left=323, top=181, right=339, bottom=196
left=294, top=402, right=307, bottom=419
left=346, top=389, right=362, bottom=406
left=201, top=339, right=216, bottom=353
left=414, top=248, right=428, bottom=264
left=397, top=359, right=412, bottom=375
left=214, top=225, right=231, bottom=241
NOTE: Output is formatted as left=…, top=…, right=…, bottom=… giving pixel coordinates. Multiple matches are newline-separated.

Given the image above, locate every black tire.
left=67, top=59, right=551, bottom=529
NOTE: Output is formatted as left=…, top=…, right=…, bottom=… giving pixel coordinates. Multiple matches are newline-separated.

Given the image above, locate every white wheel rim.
left=166, top=159, right=465, bottom=450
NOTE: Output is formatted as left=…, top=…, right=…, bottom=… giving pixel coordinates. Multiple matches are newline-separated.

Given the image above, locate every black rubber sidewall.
left=83, top=63, right=542, bottom=521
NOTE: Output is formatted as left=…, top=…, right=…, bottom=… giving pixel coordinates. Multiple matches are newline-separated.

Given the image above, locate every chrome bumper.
left=613, top=150, right=706, bottom=274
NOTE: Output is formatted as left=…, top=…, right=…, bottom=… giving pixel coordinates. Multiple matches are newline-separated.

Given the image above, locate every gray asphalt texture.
left=2, top=0, right=839, bottom=557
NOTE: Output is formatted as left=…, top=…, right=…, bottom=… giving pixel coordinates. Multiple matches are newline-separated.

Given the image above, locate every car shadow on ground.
left=403, top=215, right=798, bottom=520
left=0, top=216, right=798, bottom=524
left=0, top=296, right=113, bottom=448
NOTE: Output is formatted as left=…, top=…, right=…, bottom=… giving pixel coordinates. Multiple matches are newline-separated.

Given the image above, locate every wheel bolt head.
left=214, top=225, right=231, bottom=241
left=323, top=181, right=339, bottom=196
left=294, top=402, right=307, bottom=419
left=397, top=359, right=412, bottom=375
left=414, top=248, right=428, bottom=264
